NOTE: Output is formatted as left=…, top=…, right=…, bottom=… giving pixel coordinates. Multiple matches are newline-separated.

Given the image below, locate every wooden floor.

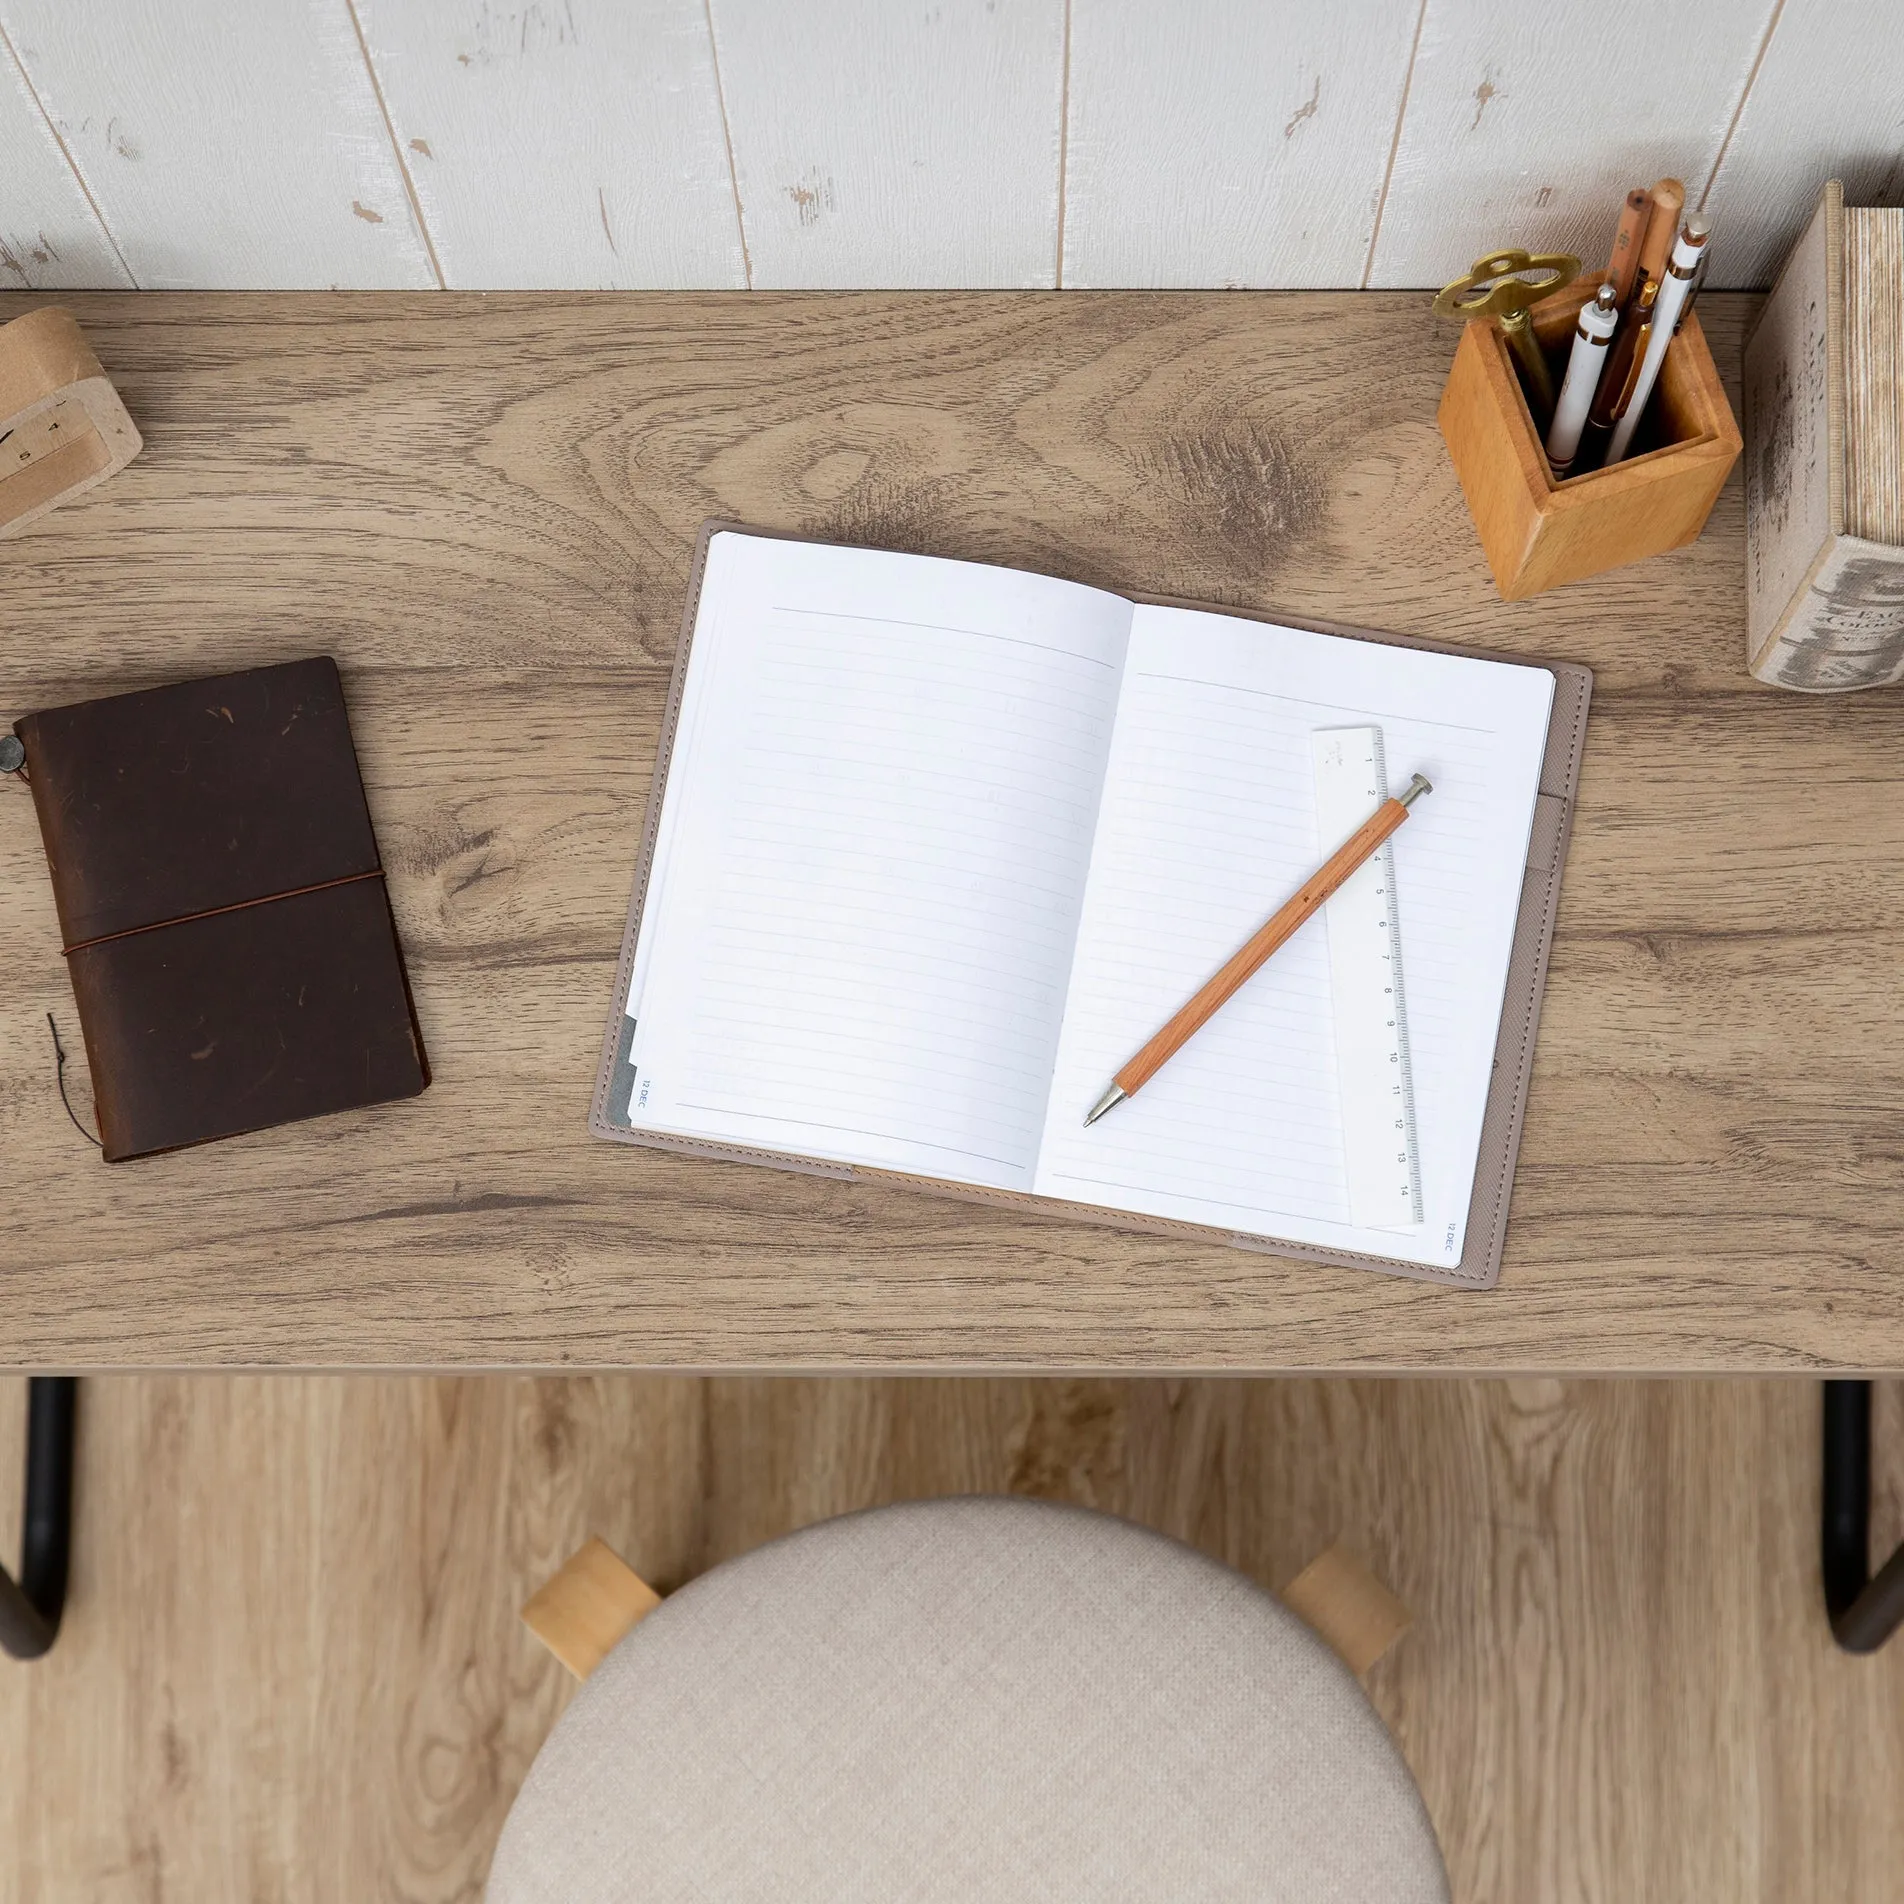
left=2, top=1376, right=1901, bottom=1902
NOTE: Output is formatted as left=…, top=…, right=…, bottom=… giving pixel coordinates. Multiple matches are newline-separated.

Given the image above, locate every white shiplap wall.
left=1, top=0, right=435, bottom=289
left=711, top=0, right=1069, bottom=288
left=355, top=0, right=746, bottom=289
left=1061, top=0, right=1422, bottom=288
left=0, top=20, right=131, bottom=288
left=1703, top=0, right=1904, bottom=288
left=0, top=0, right=1899, bottom=293
left=1365, top=0, right=1772, bottom=287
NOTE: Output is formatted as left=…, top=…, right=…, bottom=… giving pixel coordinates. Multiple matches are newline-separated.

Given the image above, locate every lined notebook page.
left=622, top=533, right=1132, bottom=1189
left=1033, top=606, right=1554, bottom=1269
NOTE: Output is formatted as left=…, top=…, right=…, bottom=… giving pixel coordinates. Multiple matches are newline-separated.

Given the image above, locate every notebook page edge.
left=591, top=520, right=726, bottom=1139
left=613, top=530, right=1135, bottom=1189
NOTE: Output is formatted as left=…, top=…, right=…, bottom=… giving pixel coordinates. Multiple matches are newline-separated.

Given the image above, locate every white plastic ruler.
left=1310, top=725, right=1422, bottom=1230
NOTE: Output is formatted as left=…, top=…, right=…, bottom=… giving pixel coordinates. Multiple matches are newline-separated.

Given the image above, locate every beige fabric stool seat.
left=489, top=1497, right=1447, bottom=1902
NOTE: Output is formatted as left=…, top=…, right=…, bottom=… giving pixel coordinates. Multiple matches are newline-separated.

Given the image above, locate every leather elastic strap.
left=60, top=867, right=387, bottom=957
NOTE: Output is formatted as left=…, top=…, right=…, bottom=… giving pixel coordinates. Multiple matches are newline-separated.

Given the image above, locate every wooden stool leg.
left=521, top=1536, right=661, bottom=1680
left=1281, top=1541, right=1412, bottom=1676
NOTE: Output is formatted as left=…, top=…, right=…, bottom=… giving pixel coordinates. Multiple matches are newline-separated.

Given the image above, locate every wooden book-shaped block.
left=0, top=306, right=142, bottom=539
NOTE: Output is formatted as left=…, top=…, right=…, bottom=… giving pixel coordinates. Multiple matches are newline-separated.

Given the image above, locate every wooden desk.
left=3, top=291, right=1897, bottom=1374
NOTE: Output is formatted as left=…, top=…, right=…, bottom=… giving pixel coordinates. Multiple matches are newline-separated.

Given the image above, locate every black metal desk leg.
left=0, top=1377, right=77, bottom=1661
left=1823, top=1380, right=1904, bottom=1654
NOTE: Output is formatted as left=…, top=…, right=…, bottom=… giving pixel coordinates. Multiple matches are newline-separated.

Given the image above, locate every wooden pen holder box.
left=1438, top=274, right=1740, bottom=600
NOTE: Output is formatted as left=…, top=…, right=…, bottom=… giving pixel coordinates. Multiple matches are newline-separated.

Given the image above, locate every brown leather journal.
left=11, top=657, right=429, bottom=1161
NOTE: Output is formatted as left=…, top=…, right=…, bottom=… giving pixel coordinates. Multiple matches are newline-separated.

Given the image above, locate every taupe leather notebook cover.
left=13, top=657, right=429, bottom=1161
left=590, top=523, right=1590, bottom=1290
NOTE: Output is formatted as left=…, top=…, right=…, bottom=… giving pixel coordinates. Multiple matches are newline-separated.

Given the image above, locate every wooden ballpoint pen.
left=1085, top=772, right=1433, bottom=1125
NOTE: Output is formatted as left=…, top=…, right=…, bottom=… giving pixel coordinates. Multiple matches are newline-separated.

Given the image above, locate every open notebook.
left=592, top=526, right=1590, bottom=1287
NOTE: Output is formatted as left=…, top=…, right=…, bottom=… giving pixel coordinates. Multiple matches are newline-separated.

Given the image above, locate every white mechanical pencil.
left=1606, top=213, right=1711, bottom=464
left=1545, top=281, right=1620, bottom=476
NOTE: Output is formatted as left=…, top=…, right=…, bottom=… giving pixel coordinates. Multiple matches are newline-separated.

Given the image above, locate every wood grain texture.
left=2, top=1372, right=1903, bottom=1901
left=1366, top=0, right=1774, bottom=289
left=1060, top=0, right=1419, bottom=288
left=4, top=287, right=1904, bottom=1374
left=1701, top=0, right=1904, bottom=290
left=0, top=28, right=129, bottom=292
left=355, top=0, right=747, bottom=289
left=705, top=0, right=1067, bottom=288
left=0, top=0, right=434, bottom=289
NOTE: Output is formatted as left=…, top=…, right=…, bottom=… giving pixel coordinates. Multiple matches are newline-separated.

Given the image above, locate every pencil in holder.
left=1437, top=274, right=1740, bottom=601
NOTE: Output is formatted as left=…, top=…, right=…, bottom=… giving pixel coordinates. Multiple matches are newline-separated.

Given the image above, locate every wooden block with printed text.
left=0, top=306, right=142, bottom=539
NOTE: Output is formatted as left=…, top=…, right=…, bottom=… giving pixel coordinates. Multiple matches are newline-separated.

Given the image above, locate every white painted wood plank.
left=0, top=30, right=129, bottom=288
left=1061, top=0, right=1421, bottom=289
left=1702, top=0, right=1904, bottom=290
left=353, top=0, right=745, bottom=289
left=707, top=0, right=1066, bottom=289
left=1368, top=0, right=1776, bottom=290
left=0, top=0, right=434, bottom=290
left=0, top=146, right=116, bottom=292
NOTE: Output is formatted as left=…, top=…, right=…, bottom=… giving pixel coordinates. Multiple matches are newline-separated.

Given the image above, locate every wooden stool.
left=491, top=1497, right=1445, bottom=1901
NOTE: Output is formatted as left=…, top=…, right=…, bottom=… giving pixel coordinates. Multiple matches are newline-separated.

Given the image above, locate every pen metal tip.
left=1084, top=1083, right=1128, bottom=1127
left=1398, top=772, right=1433, bottom=807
